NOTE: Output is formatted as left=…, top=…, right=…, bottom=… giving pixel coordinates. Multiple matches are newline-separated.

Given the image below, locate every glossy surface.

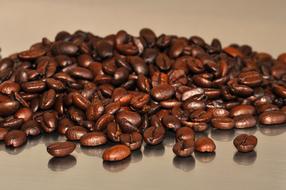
left=1, top=0, right=286, bottom=190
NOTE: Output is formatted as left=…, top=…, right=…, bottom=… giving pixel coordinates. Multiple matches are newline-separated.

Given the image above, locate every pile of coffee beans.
left=0, top=28, right=286, bottom=162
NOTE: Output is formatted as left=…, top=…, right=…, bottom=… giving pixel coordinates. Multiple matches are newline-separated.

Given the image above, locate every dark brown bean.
left=195, top=137, right=216, bottom=153
left=143, top=126, right=165, bottom=145
left=102, top=144, right=131, bottom=161
left=259, top=111, right=286, bottom=125
left=120, top=132, right=143, bottom=150
left=233, top=134, right=257, bottom=153
left=66, top=126, right=88, bottom=141
left=173, top=139, right=194, bottom=157
left=47, top=142, right=76, bottom=157
left=4, top=130, right=27, bottom=148
left=234, top=115, right=257, bottom=129
left=211, top=117, right=234, bottom=130
left=80, top=132, right=107, bottom=146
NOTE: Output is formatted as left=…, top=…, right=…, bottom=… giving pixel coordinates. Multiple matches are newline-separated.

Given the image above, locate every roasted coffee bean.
left=80, top=132, right=107, bottom=147
left=102, top=144, right=131, bottom=162
left=15, top=108, right=33, bottom=122
left=143, top=126, right=165, bottom=145
left=162, top=115, right=181, bottom=131
left=120, top=132, right=143, bottom=150
left=40, top=89, right=56, bottom=110
left=230, top=104, right=256, bottom=117
left=21, top=80, right=46, bottom=93
left=175, top=127, right=195, bottom=142
left=4, top=130, right=27, bottom=148
left=95, top=114, right=114, bottom=131
left=72, top=92, right=90, bottom=110
left=21, top=120, right=41, bottom=136
left=173, top=139, right=194, bottom=157
left=137, top=74, right=151, bottom=92
left=190, top=109, right=212, bottom=123
left=272, top=83, right=286, bottom=98
left=65, top=126, right=88, bottom=141
left=106, top=122, right=122, bottom=142
left=68, top=106, right=86, bottom=124
left=58, top=117, right=74, bottom=135
left=0, top=118, right=24, bottom=129
left=233, top=134, right=257, bottom=153
left=0, top=80, right=20, bottom=95
left=151, top=84, right=175, bottom=101
left=0, top=101, right=20, bottom=117
left=234, top=115, right=257, bottom=129
left=238, top=71, right=262, bottom=87
left=195, top=137, right=216, bottom=153
left=18, top=48, right=46, bottom=60
left=46, top=78, right=65, bottom=91
left=259, top=111, right=286, bottom=125
left=211, top=117, right=234, bottom=130
left=47, top=142, right=76, bottom=157
left=116, top=111, right=141, bottom=133
left=41, top=111, right=58, bottom=133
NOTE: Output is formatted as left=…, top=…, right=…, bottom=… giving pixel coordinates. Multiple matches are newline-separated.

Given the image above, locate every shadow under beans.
left=102, top=157, right=131, bottom=173
left=163, top=131, right=176, bottom=148
left=143, top=144, right=165, bottom=157
left=79, top=144, right=110, bottom=158
left=258, top=124, right=286, bottom=136
left=194, top=152, right=216, bottom=163
left=210, top=128, right=235, bottom=142
left=130, top=149, right=143, bottom=164
left=173, top=156, right=196, bottom=172
left=233, top=151, right=257, bottom=166
left=4, top=143, right=27, bottom=155
left=48, top=155, right=77, bottom=172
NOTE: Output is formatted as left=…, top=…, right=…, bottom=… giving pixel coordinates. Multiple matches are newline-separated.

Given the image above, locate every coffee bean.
left=95, top=114, right=114, bottom=131
left=162, top=115, right=181, bottom=131
left=259, top=111, right=286, bottom=125
left=211, top=117, right=234, bottom=130
left=58, top=117, right=74, bottom=135
left=4, top=130, right=27, bottom=148
left=238, top=71, right=262, bottom=87
left=102, top=144, right=131, bottom=161
left=120, top=132, right=143, bottom=150
left=15, top=108, right=33, bottom=122
left=234, top=115, right=257, bottom=129
left=230, top=105, right=256, bottom=117
left=116, top=111, right=141, bottom=133
left=106, top=122, right=122, bottom=142
left=41, top=111, right=58, bottom=133
left=80, top=132, right=107, bottom=147
left=175, top=127, right=195, bottom=142
left=21, top=120, right=41, bottom=136
left=0, top=118, right=24, bottom=129
left=151, top=84, right=175, bottom=101
left=143, top=126, right=165, bottom=145
left=47, top=142, right=76, bottom=157
left=233, top=134, right=257, bottom=153
left=66, top=126, right=88, bottom=141
left=195, top=137, right=216, bottom=153
left=173, top=139, right=194, bottom=157
left=18, top=48, right=46, bottom=60
left=0, top=101, right=20, bottom=116
left=0, top=80, right=20, bottom=95
left=21, top=80, right=46, bottom=93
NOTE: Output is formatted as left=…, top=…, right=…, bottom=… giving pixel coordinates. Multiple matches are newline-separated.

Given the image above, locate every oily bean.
left=173, top=139, right=195, bottom=157
left=95, top=114, right=114, bottom=131
left=4, top=130, right=27, bottom=148
left=230, top=105, right=256, bottom=117
left=128, top=56, right=148, bottom=75
left=210, top=108, right=230, bottom=117
left=175, top=127, right=195, bottom=142
left=257, top=103, right=279, bottom=114
left=106, top=122, right=122, bottom=142
left=104, top=102, right=121, bottom=115
left=211, top=117, right=234, bottom=130
left=80, top=132, right=107, bottom=147
left=102, top=144, right=131, bottom=162
left=40, top=89, right=56, bottom=110
left=66, top=126, right=88, bottom=141
left=259, top=111, right=286, bottom=125
left=18, top=48, right=46, bottom=60
left=58, top=117, right=74, bottom=135
left=14, top=92, right=30, bottom=107
left=0, top=80, right=20, bottom=95
left=21, top=80, right=46, bottom=93
left=140, top=28, right=156, bottom=47
left=234, top=114, right=257, bottom=129
left=0, top=127, right=8, bottom=140
left=86, top=102, right=105, bottom=121
left=181, top=88, right=204, bottom=101
left=42, top=111, right=58, bottom=133
left=15, top=108, right=33, bottom=122
left=21, top=120, right=41, bottom=136
left=96, top=40, right=114, bottom=58
left=120, top=132, right=143, bottom=150
left=46, top=78, right=65, bottom=91
left=272, top=83, right=286, bottom=98
left=116, top=111, right=141, bottom=133
left=130, top=93, right=150, bottom=109
left=69, top=66, right=93, bottom=80
left=151, top=84, right=175, bottom=101
left=195, top=137, right=216, bottom=153
left=156, top=53, right=172, bottom=71
left=47, top=142, right=76, bottom=157
left=160, top=99, right=181, bottom=109
left=137, top=74, right=151, bottom=92
left=190, top=109, right=212, bottom=123
left=233, top=134, right=257, bottom=153
left=0, top=118, right=24, bottom=129
left=162, top=115, right=181, bottom=131
left=68, top=106, right=86, bottom=124
left=52, top=41, right=78, bottom=55
left=143, top=126, right=165, bottom=145
left=238, top=71, right=262, bottom=87
left=72, top=92, right=90, bottom=110
left=0, top=58, right=13, bottom=81
left=0, top=101, right=20, bottom=116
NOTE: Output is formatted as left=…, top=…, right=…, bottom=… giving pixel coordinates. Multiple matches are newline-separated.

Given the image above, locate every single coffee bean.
left=58, top=117, right=74, bottom=135
left=211, top=117, right=234, bottom=130
left=151, top=84, right=175, bottom=101
left=66, top=126, right=88, bottom=141
left=230, top=105, right=256, bottom=117
left=116, top=110, right=142, bottom=133
left=21, top=120, right=41, bottom=136
left=0, top=80, right=20, bottom=95
left=47, top=141, right=76, bottom=157
left=259, top=111, right=286, bottom=125
left=234, top=114, right=257, bottom=129
left=0, top=118, right=24, bottom=129
left=233, top=134, right=257, bottom=153
left=95, top=114, right=114, bottom=131
left=0, top=101, right=20, bottom=116
left=72, top=92, right=90, bottom=110
left=195, top=137, right=216, bottom=153
left=4, top=130, right=27, bottom=148
left=162, top=115, right=181, bottom=131
left=120, top=132, right=143, bottom=150
left=80, top=132, right=107, bottom=147
left=176, top=127, right=195, bottom=142
left=106, top=122, right=122, bottom=142
left=15, top=108, right=33, bottom=122
left=102, top=144, right=131, bottom=161
left=143, top=126, right=165, bottom=145
left=173, top=139, right=195, bottom=157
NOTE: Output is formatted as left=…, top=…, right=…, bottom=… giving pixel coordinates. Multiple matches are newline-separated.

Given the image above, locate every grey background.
left=0, top=0, right=286, bottom=190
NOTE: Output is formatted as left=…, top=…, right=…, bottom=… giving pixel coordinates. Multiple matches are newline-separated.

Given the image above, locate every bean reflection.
left=259, top=124, right=286, bottom=136
left=210, top=128, right=235, bottom=142
left=103, top=157, right=131, bottom=172
left=173, top=156, right=196, bottom=172
left=48, top=155, right=77, bottom=172
left=194, top=152, right=216, bottom=163
left=130, top=149, right=143, bottom=163
left=143, top=144, right=165, bottom=157
left=233, top=151, right=257, bottom=166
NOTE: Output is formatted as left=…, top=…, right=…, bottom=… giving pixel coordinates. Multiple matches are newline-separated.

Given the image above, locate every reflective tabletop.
left=0, top=0, right=286, bottom=190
